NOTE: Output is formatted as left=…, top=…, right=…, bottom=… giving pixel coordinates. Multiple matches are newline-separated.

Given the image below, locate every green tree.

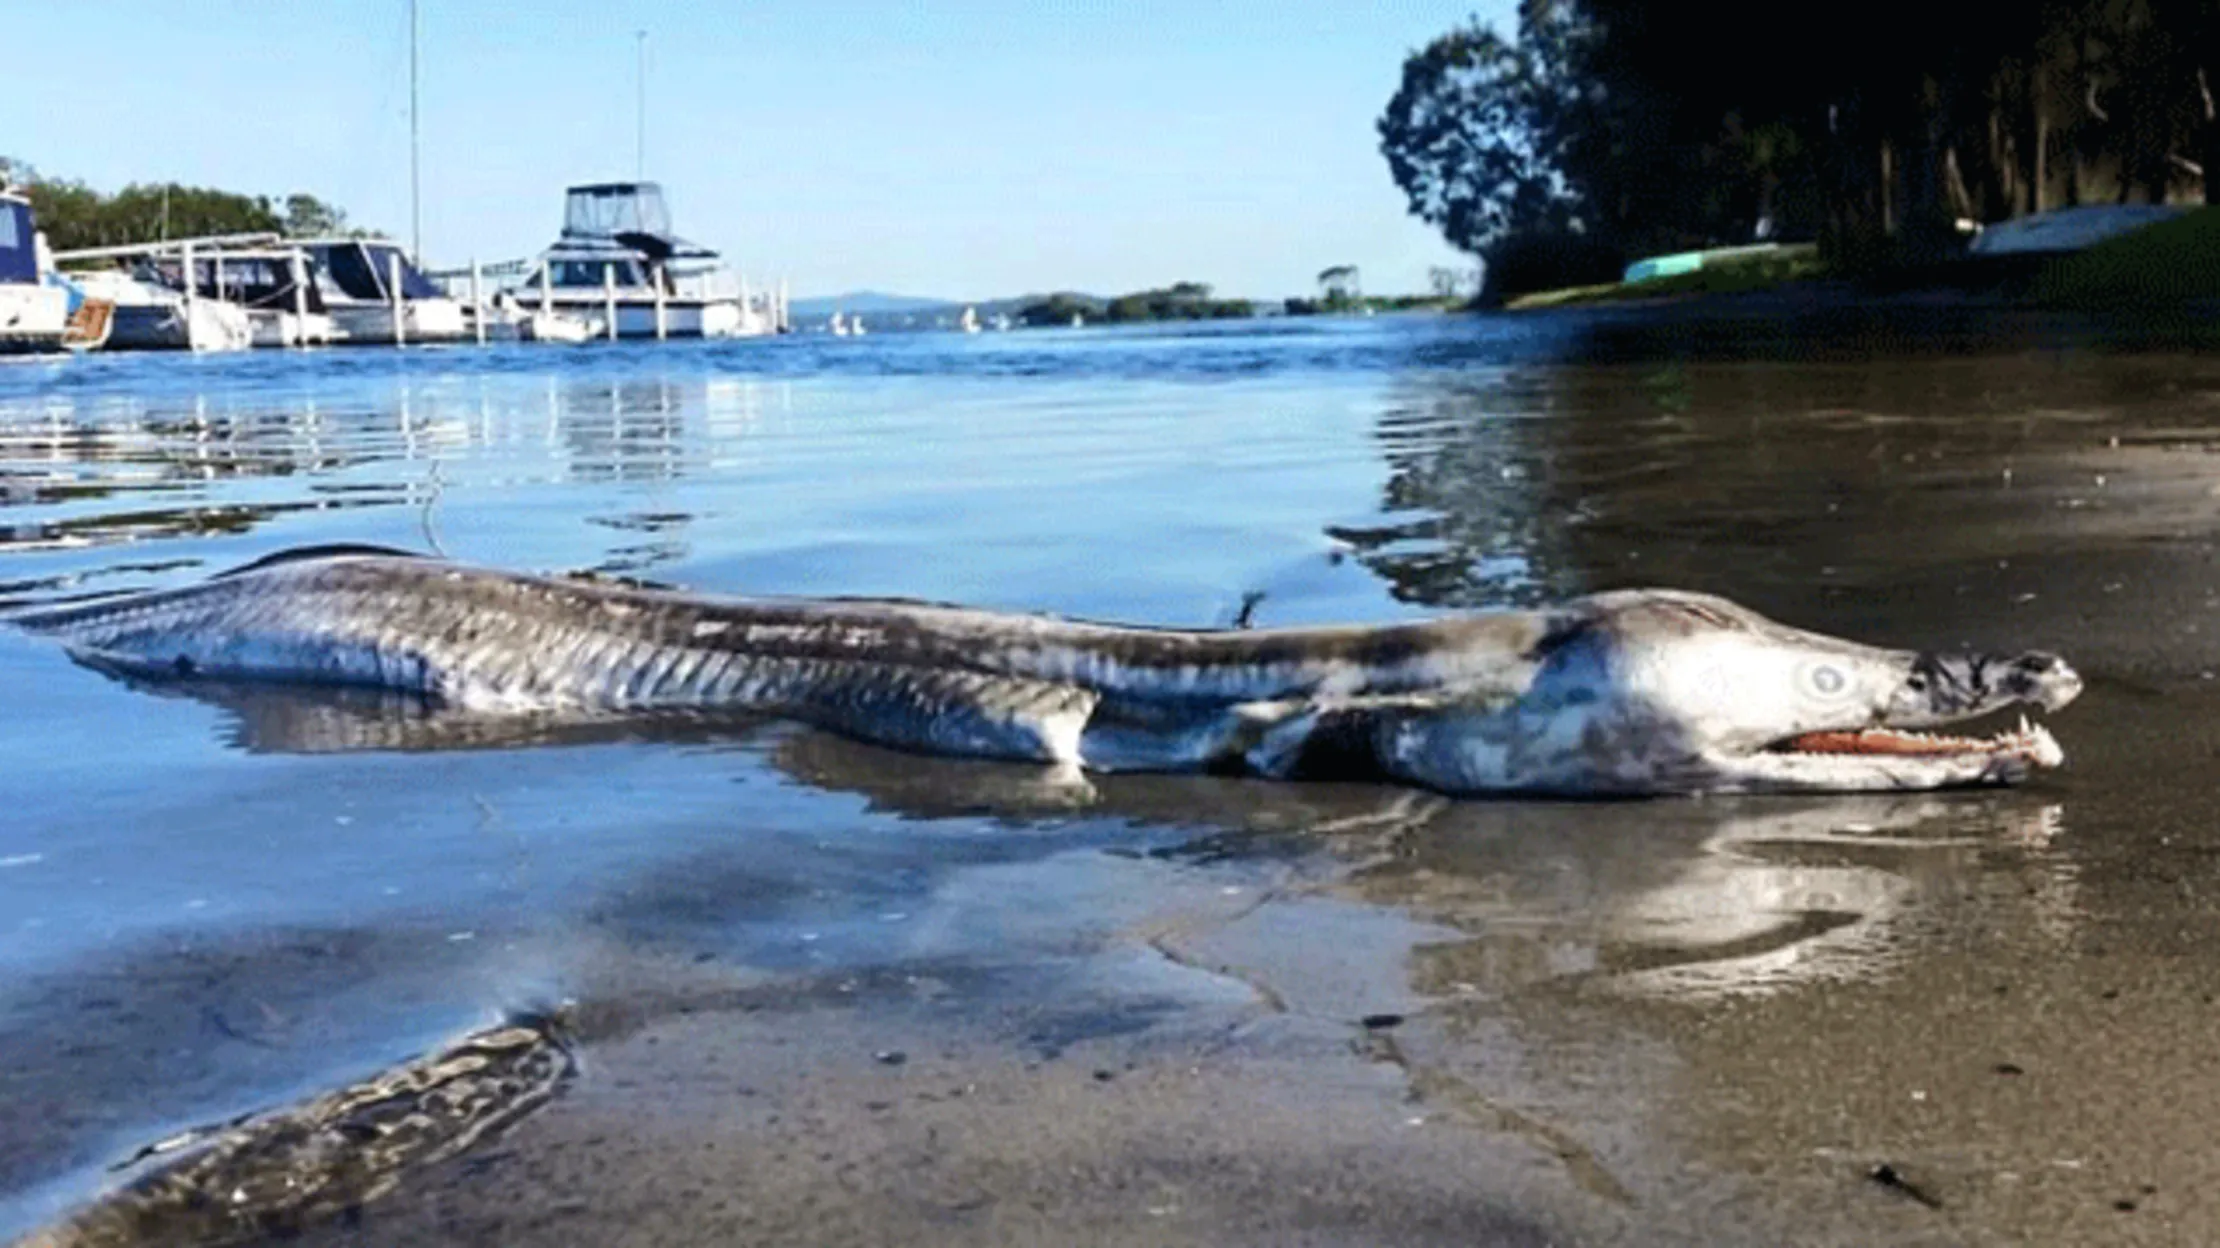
left=1376, top=21, right=1575, bottom=259
left=281, top=193, right=349, bottom=238
left=8, top=161, right=357, bottom=253
left=1313, top=264, right=1363, bottom=311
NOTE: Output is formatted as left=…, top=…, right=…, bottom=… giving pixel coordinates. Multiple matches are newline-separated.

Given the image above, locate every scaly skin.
left=5, top=546, right=2083, bottom=796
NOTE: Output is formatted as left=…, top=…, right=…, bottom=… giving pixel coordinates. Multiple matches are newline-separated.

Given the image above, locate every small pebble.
left=1361, top=1013, right=1405, bottom=1030
left=873, top=1050, right=907, bottom=1066
left=1993, top=1062, right=2025, bottom=1076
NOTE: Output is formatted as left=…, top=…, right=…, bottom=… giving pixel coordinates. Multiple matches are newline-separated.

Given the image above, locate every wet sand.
left=14, top=338, right=2220, bottom=1246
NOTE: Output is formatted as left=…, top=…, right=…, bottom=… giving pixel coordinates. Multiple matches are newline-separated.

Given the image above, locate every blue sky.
left=9, top=1, right=1513, bottom=301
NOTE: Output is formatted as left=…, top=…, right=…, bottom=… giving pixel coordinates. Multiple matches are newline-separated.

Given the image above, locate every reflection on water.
left=1352, top=795, right=2076, bottom=1002
left=1353, top=355, right=2220, bottom=614
left=0, top=368, right=793, bottom=570
left=87, top=671, right=2083, bottom=1010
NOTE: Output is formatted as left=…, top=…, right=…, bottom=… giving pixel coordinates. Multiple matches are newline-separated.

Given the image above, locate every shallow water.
left=6, top=315, right=2220, bottom=1244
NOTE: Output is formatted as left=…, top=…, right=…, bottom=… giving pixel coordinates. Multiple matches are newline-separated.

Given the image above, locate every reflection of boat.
left=299, top=239, right=469, bottom=344
left=507, top=183, right=778, bottom=339
left=516, top=308, right=595, bottom=344
left=0, top=190, right=72, bottom=355
left=959, top=305, right=980, bottom=334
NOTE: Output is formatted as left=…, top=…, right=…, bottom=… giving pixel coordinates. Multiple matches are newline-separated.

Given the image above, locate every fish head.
left=1575, top=590, right=2082, bottom=793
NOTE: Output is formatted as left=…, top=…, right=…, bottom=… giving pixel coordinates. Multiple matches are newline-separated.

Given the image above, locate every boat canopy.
left=304, top=241, right=443, bottom=301
left=0, top=196, right=37, bottom=285
left=559, top=182, right=718, bottom=261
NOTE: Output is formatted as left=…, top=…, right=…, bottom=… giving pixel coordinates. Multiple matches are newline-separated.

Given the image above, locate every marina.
left=13, top=185, right=794, bottom=357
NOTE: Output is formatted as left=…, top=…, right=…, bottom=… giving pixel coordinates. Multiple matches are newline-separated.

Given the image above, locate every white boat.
left=828, top=310, right=850, bottom=336
left=506, top=182, right=775, bottom=340
left=0, top=191, right=72, bottom=356
left=216, top=249, right=338, bottom=347
left=298, top=239, right=469, bottom=344
left=68, top=268, right=252, bottom=352
left=959, top=305, right=981, bottom=334
left=850, top=312, right=867, bottom=337
left=51, top=235, right=334, bottom=351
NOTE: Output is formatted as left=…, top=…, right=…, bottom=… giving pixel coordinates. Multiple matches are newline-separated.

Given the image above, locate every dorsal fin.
left=215, top=544, right=430, bottom=578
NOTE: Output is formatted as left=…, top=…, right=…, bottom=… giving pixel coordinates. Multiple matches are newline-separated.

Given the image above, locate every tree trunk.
left=2202, top=67, right=2218, bottom=205
left=1988, top=101, right=2013, bottom=218
left=1880, top=139, right=1895, bottom=235
left=2033, top=69, right=2049, bottom=213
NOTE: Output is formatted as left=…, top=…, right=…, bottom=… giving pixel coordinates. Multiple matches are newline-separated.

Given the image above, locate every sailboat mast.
left=409, top=0, right=422, bottom=263
left=635, top=30, right=648, bottom=181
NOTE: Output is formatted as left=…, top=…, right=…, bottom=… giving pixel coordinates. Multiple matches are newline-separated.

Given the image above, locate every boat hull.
left=0, top=285, right=71, bottom=355
left=327, top=299, right=471, bottom=345
left=522, top=294, right=766, bottom=339
left=106, top=299, right=254, bottom=352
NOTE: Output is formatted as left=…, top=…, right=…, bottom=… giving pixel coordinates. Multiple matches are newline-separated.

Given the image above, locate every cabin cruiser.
left=508, top=182, right=779, bottom=339
left=54, top=237, right=337, bottom=351
left=68, top=267, right=252, bottom=352
left=298, top=239, right=468, bottom=344
left=0, top=191, right=72, bottom=355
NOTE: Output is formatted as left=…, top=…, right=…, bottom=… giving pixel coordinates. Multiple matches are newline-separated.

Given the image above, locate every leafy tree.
left=1099, top=281, right=1253, bottom=322
left=1015, top=292, right=1104, bottom=327
left=6, top=160, right=358, bottom=253
left=1316, top=264, right=1362, bottom=309
left=281, top=193, right=349, bottom=238
left=1375, top=12, right=1598, bottom=260
left=1385, top=0, right=2219, bottom=281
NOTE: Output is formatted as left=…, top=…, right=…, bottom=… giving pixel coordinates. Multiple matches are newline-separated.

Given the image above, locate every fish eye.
left=1804, top=664, right=1849, bottom=697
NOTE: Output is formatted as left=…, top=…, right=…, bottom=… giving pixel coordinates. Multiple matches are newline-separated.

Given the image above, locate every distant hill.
left=786, top=291, right=959, bottom=318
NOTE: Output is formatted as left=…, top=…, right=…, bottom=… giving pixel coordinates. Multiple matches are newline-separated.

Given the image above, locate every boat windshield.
left=0, top=199, right=35, bottom=285
left=549, top=258, right=649, bottom=289
left=313, top=243, right=442, bottom=301
left=562, top=183, right=673, bottom=240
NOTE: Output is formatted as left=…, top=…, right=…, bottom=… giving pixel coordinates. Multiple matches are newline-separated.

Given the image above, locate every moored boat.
left=298, top=239, right=469, bottom=344
left=505, top=182, right=780, bottom=340
left=0, top=190, right=72, bottom=356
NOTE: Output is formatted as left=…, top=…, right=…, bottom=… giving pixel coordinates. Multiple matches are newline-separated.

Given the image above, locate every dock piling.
left=389, top=251, right=406, bottom=347
left=470, top=259, right=486, bottom=346
left=181, top=241, right=197, bottom=338
left=290, top=251, right=309, bottom=346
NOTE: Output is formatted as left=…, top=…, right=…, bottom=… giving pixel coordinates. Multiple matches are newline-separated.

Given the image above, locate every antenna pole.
left=409, top=0, right=422, bottom=263
left=635, top=31, right=648, bottom=180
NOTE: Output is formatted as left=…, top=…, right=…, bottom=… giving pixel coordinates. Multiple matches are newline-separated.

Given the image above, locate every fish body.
left=6, top=546, right=2082, bottom=796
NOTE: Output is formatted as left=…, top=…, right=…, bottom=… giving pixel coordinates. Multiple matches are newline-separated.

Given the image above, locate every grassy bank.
left=1506, top=244, right=1828, bottom=310
left=1505, top=210, right=2220, bottom=314
left=2032, top=207, right=2220, bottom=307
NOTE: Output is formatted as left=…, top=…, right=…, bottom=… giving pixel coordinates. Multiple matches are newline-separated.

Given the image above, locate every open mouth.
left=1766, top=714, right=2063, bottom=766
